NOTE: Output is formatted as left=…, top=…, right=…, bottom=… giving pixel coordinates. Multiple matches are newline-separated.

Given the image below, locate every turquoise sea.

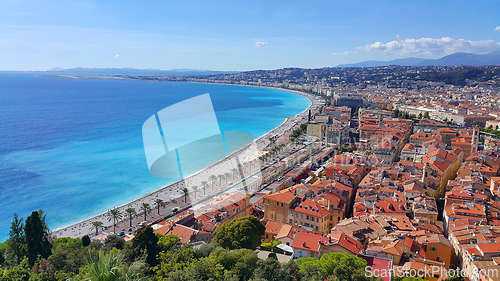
left=0, top=73, right=310, bottom=241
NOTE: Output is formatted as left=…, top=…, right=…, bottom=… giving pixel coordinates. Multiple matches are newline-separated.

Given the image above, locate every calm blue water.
left=0, top=73, right=310, bottom=241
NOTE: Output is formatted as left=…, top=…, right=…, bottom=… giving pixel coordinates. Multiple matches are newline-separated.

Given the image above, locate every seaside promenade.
left=52, top=88, right=323, bottom=240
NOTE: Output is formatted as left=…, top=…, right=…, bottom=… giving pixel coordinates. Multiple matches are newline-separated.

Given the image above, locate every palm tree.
left=218, top=174, right=224, bottom=187
left=209, top=175, right=217, bottom=190
left=107, top=208, right=123, bottom=234
left=154, top=199, right=164, bottom=216
left=231, top=168, right=238, bottom=180
left=182, top=187, right=189, bottom=203
left=192, top=186, right=198, bottom=199
left=201, top=181, right=208, bottom=195
left=140, top=203, right=151, bottom=221
left=91, top=221, right=103, bottom=236
left=125, top=207, right=136, bottom=228
left=224, top=172, right=230, bottom=183
left=86, top=251, right=147, bottom=281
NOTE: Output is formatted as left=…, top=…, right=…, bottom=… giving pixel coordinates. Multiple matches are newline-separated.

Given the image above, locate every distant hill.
left=42, top=67, right=240, bottom=76
left=337, top=51, right=500, bottom=67
left=336, top=57, right=426, bottom=68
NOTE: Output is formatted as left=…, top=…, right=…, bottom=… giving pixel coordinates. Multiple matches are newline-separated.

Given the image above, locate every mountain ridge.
left=336, top=51, right=500, bottom=67
left=41, top=67, right=240, bottom=76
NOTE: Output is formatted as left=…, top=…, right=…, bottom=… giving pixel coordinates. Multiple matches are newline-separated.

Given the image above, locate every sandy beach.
left=52, top=86, right=323, bottom=239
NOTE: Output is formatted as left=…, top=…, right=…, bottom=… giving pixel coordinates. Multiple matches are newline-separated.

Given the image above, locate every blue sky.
left=1, top=0, right=500, bottom=71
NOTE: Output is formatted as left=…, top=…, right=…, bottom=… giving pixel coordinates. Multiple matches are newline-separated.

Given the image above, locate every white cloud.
left=332, top=51, right=357, bottom=56
left=115, top=54, right=119, bottom=58
left=360, top=37, right=500, bottom=57
left=496, top=26, right=500, bottom=31
left=255, top=41, right=267, bottom=47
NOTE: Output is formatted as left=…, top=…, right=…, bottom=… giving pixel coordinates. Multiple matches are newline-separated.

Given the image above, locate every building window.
left=289, top=219, right=293, bottom=224
left=436, top=256, right=441, bottom=262
left=271, top=215, right=274, bottom=219
left=306, top=215, right=309, bottom=220
left=430, top=247, right=437, bottom=252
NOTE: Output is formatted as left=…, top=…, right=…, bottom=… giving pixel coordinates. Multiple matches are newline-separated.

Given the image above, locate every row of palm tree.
left=187, top=161, right=262, bottom=201
left=259, top=144, right=286, bottom=163
left=91, top=199, right=166, bottom=235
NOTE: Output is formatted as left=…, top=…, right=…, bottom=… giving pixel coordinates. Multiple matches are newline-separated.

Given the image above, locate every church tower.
left=471, top=127, right=479, bottom=155
left=422, top=162, right=430, bottom=185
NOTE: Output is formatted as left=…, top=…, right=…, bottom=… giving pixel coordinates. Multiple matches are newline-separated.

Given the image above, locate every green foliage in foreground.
left=1, top=213, right=381, bottom=281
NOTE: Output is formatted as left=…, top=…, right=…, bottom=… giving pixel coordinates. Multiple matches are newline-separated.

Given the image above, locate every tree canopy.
left=212, top=216, right=265, bottom=250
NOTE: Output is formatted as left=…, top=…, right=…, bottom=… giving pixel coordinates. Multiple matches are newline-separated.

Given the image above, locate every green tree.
left=212, top=216, right=265, bottom=250
left=90, top=221, right=103, bottom=236
left=24, top=211, right=52, bottom=266
left=1, top=258, right=32, bottom=281
left=210, top=248, right=258, bottom=280
left=281, top=260, right=303, bottom=281
left=82, top=235, right=91, bottom=247
left=102, top=235, right=126, bottom=252
left=253, top=256, right=284, bottom=281
left=106, top=208, right=123, bottom=234
left=7, top=213, right=25, bottom=265
left=0, top=241, right=7, bottom=265
left=154, top=199, right=164, bottom=216
left=128, top=226, right=160, bottom=267
left=125, top=207, right=136, bottom=228
left=153, top=245, right=196, bottom=279
left=47, top=237, right=87, bottom=274
left=181, top=188, right=189, bottom=203
left=295, top=252, right=378, bottom=281
left=156, top=234, right=180, bottom=253
left=140, top=203, right=151, bottom=221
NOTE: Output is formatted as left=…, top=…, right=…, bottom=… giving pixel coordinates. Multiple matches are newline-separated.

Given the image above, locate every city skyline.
left=1, top=0, right=500, bottom=71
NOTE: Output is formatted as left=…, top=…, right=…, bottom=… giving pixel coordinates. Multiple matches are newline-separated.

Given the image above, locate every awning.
left=276, top=243, right=294, bottom=253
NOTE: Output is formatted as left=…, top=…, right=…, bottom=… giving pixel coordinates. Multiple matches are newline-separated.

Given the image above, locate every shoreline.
left=49, top=80, right=322, bottom=239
